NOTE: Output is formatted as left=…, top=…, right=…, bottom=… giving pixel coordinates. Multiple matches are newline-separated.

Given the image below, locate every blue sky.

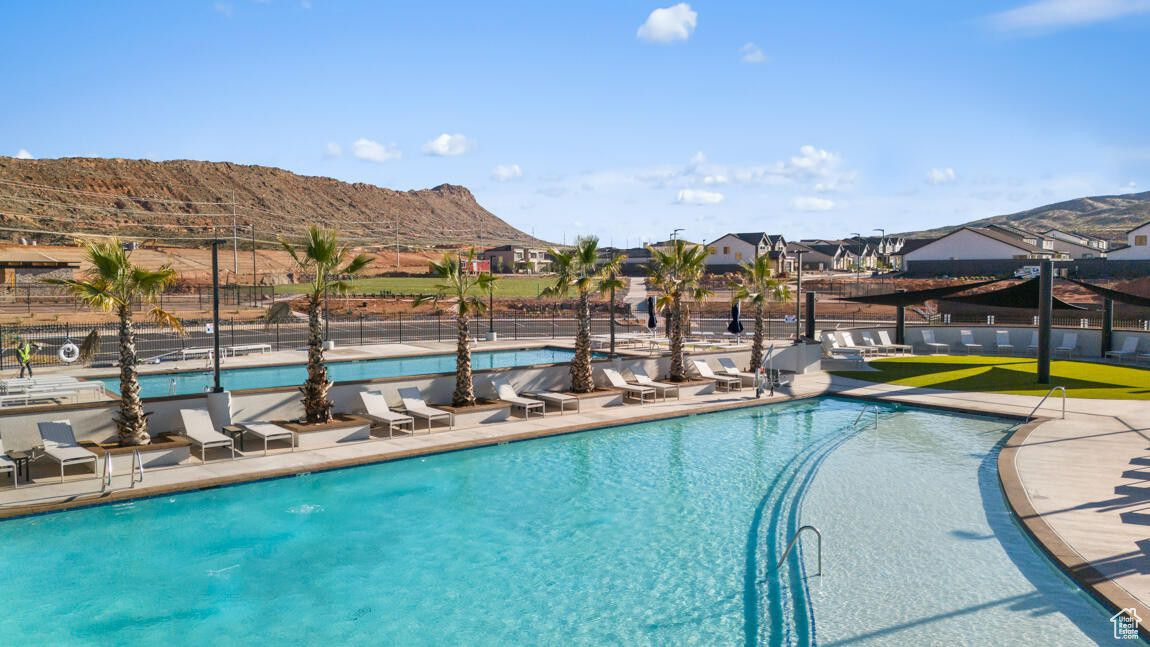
left=2, top=1, right=1148, bottom=246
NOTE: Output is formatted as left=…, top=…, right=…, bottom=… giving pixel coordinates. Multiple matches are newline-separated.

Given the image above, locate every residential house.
left=482, top=245, right=551, bottom=273
left=796, top=241, right=849, bottom=271
left=1108, top=221, right=1150, bottom=260
left=1041, top=228, right=1108, bottom=258
left=903, top=227, right=1057, bottom=263
left=704, top=233, right=793, bottom=274
left=984, top=224, right=1063, bottom=257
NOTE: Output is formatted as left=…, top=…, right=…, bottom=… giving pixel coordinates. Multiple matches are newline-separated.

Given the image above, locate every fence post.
left=0, top=323, right=4, bottom=371
left=514, top=312, right=519, bottom=340
left=359, top=316, right=364, bottom=345
left=437, top=313, right=442, bottom=342
left=552, top=312, right=556, bottom=338
left=276, top=322, right=281, bottom=351
left=399, top=313, right=404, bottom=343
left=230, top=318, right=235, bottom=348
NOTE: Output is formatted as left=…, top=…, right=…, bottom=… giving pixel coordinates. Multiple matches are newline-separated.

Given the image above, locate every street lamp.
left=851, top=232, right=862, bottom=287
left=873, top=228, right=886, bottom=276
left=670, top=228, right=684, bottom=242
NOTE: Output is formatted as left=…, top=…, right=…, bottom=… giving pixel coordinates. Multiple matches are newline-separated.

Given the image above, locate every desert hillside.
left=0, top=157, right=543, bottom=248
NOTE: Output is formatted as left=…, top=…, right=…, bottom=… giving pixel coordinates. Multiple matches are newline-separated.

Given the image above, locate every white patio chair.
left=919, top=329, right=949, bottom=355
left=690, top=360, right=742, bottom=391
left=959, top=330, right=982, bottom=354
left=178, top=409, right=236, bottom=461
left=600, top=368, right=655, bottom=403
left=994, top=330, right=1014, bottom=355
left=36, top=420, right=99, bottom=482
left=357, top=391, right=416, bottom=437
left=1054, top=332, right=1078, bottom=358
left=397, top=387, right=455, bottom=431
left=1105, top=337, right=1140, bottom=363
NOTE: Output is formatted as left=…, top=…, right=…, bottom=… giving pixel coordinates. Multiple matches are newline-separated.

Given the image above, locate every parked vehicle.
left=1013, top=265, right=1041, bottom=279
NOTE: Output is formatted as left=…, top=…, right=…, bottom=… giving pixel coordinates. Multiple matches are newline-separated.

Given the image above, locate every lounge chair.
left=36, top=420, right=99, bottom=482
left=919, top=329, right=949, bottom=355
left=838, top=332, right=876, bottom=356
left=521, top=389, right=580, bottom=414
left=959, top=330, right=982, bottom=354
left=1026, top=330, right=1040, bottom=355
left=178, top=409, right=236, bottom=461
left=994, top=330, right=1014, bottom=355
left=1054, top=332, right=1078, bottom=358
left=876, top=330, right=912, bottom=355
left=1106, top=337, right=1140, bottom=363
left=717, top=357, right=757, bottom=386
left=826, top=336, right=865, bottom=361
left=628, top=366, right=680, bottom=400
left=490, top=377, right=545, bottom=418
left=236, top=423, right=297, bottom=455
left=690, top=359, right=742, bottom=391
left=357, top=391, right=416, bottom=437
left=600, top=368, right=655, bottom=403
left=0, top=437, right=17, bottom=487
left=397, top=387, right=455, bottom=431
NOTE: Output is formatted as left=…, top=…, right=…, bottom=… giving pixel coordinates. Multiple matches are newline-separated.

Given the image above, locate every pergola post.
left=1101, top=297, right=1113, bottom=358
left=895, top=304, right=906, bottom=346
left=805, top=291, right=816, bottom=341
left=1037, top=259, right=1053, bottom=384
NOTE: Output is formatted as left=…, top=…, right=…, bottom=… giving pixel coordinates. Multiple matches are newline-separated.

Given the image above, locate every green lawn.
left=273, top=276, right=554, bottom=298
left=831, top=355, right=1150, bottom=400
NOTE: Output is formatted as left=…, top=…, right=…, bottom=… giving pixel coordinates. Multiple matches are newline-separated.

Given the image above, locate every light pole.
left=670, top=228, right=684, bottom=243
left=210, top=239, right=223, bottom=393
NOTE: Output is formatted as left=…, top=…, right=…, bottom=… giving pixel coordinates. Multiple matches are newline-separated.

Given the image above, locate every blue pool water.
left=100, top=347, right=595, bottom=398
left=0, top=399, right=1118, bottom=644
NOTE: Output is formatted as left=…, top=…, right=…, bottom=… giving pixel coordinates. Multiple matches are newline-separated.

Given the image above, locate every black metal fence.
left=2, top=308, right=1147, bottom=371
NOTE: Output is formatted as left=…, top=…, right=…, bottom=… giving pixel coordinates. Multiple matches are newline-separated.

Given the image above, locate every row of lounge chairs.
left=0, top=376, right=105, bottom=407
left=827, top=328, right=1143, bottom=361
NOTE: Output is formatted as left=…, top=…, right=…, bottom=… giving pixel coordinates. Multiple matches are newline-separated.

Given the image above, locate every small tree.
left=730, top=254, right=789, bottom=372
left=542, top=237, right=624, bottom=393
left=647, top=240, right=712, bottom=382
left=414, top=250, right=498, bottom=406
left=270, top=226, right=373, bottom=423
left=48, top=240, right=182, bottom=446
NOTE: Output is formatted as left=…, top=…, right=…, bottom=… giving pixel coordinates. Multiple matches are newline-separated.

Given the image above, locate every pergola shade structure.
left=839, top=278, right=1004, bottom=344
left=938, top=278, right=1087, bottom=310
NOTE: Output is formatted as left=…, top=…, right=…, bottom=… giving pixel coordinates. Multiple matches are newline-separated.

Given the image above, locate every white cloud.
left=789, top=196, right=836, bottom=211
left=324, top=142, right=342, bottom=158
left=491, top=164, right=523, bottom=181
left=351, top=138, right=401, bottom=163
left=739, top=42, right=766, bottom=63
left=637, top=3, right=697, bottom=43
left=926, top=167, right=958, bottom=185
left=422, top=133, right=475, bottom=156
left=214, top=2, right=233, bottom=17
left=676, top=189, right=724, bottom=205
left=990, top=0, right=1150, bottom=31
left=15, top=149, right=33, bottom=160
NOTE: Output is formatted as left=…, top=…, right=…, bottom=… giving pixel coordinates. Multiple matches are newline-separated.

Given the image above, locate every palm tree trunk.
left=302, top=293, right=333, bottom=423
left=669, top=294, right=686, bottom=381
left=570, top=292, right=593, bottom=392
left=454, top=313, right=475, bottom=406
left=750, top=301, right=765, bottom=372
left=116, top=304, right=150, bottom=446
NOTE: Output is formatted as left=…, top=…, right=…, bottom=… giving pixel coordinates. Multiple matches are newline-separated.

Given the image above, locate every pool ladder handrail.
left=853, top=404, right=880, bottom=428
left=101, top=449, right=145, bottom=493
left=1024, top=386, right=1066, bottom=423
left=777, top=525, right=822, bottom=577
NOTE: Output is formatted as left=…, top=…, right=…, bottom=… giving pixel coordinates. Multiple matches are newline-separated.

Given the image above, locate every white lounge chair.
left=357, top=391, right=416, bottom=437
left=826, top=336, right=865, bottom=361
left=179, top=409, right=236, bottom=461
left=1026, top=330, right=1040, bottom=355
left=959, top=330, right=982, bottom=354
left=521, top=389, right=581, bottom=414
left=0, top=437, right=17, bottom=487
left=877, top=330, right=912, bottom=355
left=600, top=368, right=655, bottom=403
left=36, top=420, right=99, bottom=482
left=236, top=423, right=297, bottom=455
left=717, top=358, right=757, bottom=386
left=690, top=360, right=742, bottom=391
left=1106, top=337, right=1140, bottom=363
left=628, top=367, right=680, bottom=400
left=490, top=377, right=545, bottom=418
left=1055, top=333, right=1078, bottom=358
left=994, top=330, right=1014, bottom=355
left=919, top=329, right=949, bottom=355
left=838, top=332, right=876, bottom=356
left=397, top=387, right=455, bottom=431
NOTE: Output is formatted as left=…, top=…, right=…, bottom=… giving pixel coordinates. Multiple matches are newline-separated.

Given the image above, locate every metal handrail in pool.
left=1024, top=386, right=1066, bottom=423
left=777, top=524, right=823, bottom=577
left=853, top=404, right=880, bottom=428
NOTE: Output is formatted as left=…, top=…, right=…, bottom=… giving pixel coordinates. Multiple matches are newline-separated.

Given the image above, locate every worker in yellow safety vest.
left=16, top=339, right=34, bottom=378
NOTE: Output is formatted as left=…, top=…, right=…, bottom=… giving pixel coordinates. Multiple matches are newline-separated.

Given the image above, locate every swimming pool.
left=99, top=346, right=597, bottom=398
left=0, top=399, right=1117, bottom=644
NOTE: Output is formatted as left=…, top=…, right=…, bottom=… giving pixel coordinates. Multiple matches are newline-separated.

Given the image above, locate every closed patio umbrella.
left=727, top=303, right=744, bottom=335
left=646, top=296, right=658, bottom=331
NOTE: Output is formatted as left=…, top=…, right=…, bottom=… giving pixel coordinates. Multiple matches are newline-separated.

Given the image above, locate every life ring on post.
left=58, top=341, right=81, bottom=364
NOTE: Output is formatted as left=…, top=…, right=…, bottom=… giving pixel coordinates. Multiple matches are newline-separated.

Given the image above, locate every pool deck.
left=0, top=365, right=1146, bottom=636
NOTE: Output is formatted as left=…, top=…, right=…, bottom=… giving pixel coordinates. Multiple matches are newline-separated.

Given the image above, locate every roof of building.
left=897, top=238, right=939, bottom=254
left=910, top=227, right=1049, bottom=255
left=1126, top=220, right=1150, bottom=234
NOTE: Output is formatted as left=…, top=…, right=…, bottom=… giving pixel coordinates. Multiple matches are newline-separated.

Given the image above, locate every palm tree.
left=542, top=237, right=624, bottom=393
left=414, top=250, right=497, bottom=407
left=47, top=240, right=182, bottom=446
left=269, top=226, right=373, bottom=424
left=647, top=240, right=712, bottom=382
left=730, top=254, right=790, bottom=372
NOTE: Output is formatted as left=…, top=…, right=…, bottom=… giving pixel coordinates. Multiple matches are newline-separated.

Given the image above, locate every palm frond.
left=263, top=301, right=297, bottom=328
left=78, top=329, right=101, bottom=365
